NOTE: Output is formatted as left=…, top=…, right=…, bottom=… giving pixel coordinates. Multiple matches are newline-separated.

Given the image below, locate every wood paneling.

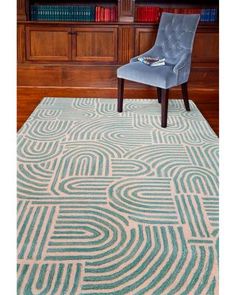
left=192, top=32, right=219, bottom=63
left=17, top=63, right=218, bottom=89
left=17, top=24, right=26, bottom=63
left=17, top=65, right=117, bottom=86
left=118, top=26, right=134, bottom=64
left=135, top=27, right=156, bottom=56
left=18, top=65, right=62, bottom=86
left=26, top=26, right=72, bottom=61
left=72, top=27, right=118, bottom=62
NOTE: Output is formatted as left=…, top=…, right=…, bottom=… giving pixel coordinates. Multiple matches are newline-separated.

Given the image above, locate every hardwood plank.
left=17, top=86, right=219, bottom=135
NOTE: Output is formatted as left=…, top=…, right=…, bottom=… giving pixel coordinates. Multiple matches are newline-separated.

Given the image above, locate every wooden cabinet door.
left=72, top=27, right=118, bottom=63
left=26, top=26, right=72, bottom=61
left=134, top=27, right=157, bottom=56
left=192, top=30, right=219, bottom=63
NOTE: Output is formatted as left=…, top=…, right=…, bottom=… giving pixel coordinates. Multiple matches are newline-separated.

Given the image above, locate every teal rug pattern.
left=17, top=98, right=219, bottom=294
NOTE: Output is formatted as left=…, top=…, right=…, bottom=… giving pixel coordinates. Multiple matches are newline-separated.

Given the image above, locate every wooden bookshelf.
left=17, top=0, right=219, bottom=129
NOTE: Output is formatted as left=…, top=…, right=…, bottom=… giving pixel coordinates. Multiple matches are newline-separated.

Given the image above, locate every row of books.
left=30, top=5, right=117, bottom=22
left=95, top=6, right=117, bottom=22
left=136, top=7, right=218, bottom=23
left=136, top=7, right=162, bottom=22
left=30, top=4, right=218, bottom=23
left=200, top=8, right=218, bottom=22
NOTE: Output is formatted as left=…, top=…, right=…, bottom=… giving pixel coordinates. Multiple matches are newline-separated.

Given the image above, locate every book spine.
left=88, top=7, right=91, bottom=22
left=75, top=6, right=79, bottom=21
left=39, top=5, right=43, bottom=21
left=66, top=6, right=68, bottom=21
left=96, top=6, right=99, bottom=22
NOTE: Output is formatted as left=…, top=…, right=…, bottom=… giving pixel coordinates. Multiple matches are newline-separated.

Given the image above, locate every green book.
left=43, top=5, right=46, bottom=20
left=45, top=5, right=49, bottom=21
left=39, top=6, right=43, bottom=20
left=51, top=6, right=55, bottom=21
left=55, top=5, right=60, bottom=21
left=71, top=6, right=75, bottom=21
left=64, top=6, right=68, bottom=21
left=75, top=6, right=79, bottom=21
left=30, top=5, right=35, bottom=20
left=78, top=7, right=81, bottom=21
left=59, top=5, right=63, bottom=21
left=48, top=5, right=52, bottom=21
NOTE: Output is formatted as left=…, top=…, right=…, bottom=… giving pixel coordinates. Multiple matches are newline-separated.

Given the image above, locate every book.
left=138, top=56, right=166, bottom=67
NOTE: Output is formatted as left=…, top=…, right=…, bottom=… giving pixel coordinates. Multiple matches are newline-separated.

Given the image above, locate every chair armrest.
left=173, top=52, right=191, bottom=74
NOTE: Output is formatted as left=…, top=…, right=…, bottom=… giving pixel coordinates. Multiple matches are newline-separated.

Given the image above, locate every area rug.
left=17, top=98, right=219, bottom=294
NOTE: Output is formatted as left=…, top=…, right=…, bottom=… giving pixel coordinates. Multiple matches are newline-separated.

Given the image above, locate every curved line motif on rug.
left=17, top=98, right=219, bottom=295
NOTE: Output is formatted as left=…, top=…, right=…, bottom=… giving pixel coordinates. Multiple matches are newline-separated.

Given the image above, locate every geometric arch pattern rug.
left=17, top=98, right=219, bottom=294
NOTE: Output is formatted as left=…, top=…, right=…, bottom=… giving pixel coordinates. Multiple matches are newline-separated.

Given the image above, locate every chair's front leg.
left=161, top=88, right=169, bottom=128
left=117, top=78, right=124, bottom=112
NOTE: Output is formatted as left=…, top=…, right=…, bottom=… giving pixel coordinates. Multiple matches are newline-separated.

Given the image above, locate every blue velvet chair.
left=117, top=13, right=200, bottom=127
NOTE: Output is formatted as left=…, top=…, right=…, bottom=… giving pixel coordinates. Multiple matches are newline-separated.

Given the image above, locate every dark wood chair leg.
left=161, top=88, right=169, bottom=128
left=157, top=87, right=162, bottom=103
left=117, top=78, right=124, bottom=112
left=181, top=82, right=190, bottom=111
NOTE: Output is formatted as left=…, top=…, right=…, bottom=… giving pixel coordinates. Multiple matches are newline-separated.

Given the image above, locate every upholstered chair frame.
left=117, top=13, right=200, bottom=127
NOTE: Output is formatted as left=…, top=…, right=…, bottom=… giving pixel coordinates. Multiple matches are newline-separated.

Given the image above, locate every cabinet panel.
left=72, top=27, right=118, bottom=62
left=135, top=27, right=156, bottom=56
left=192, top=32, right=219, bottom=63
left=26, top=26, right=72, bottom=61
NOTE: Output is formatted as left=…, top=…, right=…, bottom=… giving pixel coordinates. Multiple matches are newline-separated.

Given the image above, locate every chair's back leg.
left=157, top=87, right=162, bottom=103
left=161, top=89, right=169, bottom=128
left=181, top=82, right=191, bottom=111
left=117, top=78, right=124, bottom=112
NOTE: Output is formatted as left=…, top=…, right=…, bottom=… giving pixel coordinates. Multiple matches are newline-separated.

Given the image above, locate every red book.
left=104, top=8, right=108, bottom=21
left=111, top=7, right=114, bottom=21
left=147, top=7, right=149, bottom=22
left=103, top=7, right=105, bottom=22
left=139, top=8, right=142, bottom=22
left=139, top=7, right=142, bottom=22
left=151, top=7, right=154, bottom=22
left=100, top=7, right=103, bottom=21
left=108, top=7, right=111, bottom=22
left=98, top=6, right=101, bottom=21
left=95, top=7, right=98, bottom=21
left=114, top=6, right=117, bottom=21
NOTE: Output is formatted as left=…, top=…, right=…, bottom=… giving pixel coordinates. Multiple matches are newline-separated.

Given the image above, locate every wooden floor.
left=17, top=86, right=219, bottom=135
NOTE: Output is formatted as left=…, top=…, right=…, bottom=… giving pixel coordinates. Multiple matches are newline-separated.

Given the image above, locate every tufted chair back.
left=155, top=13, right=200, bottom=65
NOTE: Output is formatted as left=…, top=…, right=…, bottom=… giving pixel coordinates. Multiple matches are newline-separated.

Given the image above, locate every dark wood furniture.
left=17, top=0, right=219, bottom=133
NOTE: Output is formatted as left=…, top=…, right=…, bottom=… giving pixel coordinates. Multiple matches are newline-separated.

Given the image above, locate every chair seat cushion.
left=117, top=62, right=178, bottom=89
